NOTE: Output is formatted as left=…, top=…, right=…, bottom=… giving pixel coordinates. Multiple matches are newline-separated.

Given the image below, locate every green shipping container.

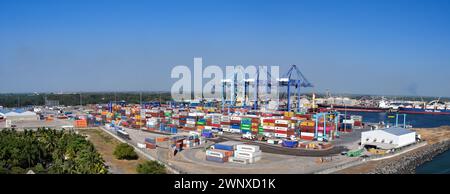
left=240, top=124, right=251, bottom=128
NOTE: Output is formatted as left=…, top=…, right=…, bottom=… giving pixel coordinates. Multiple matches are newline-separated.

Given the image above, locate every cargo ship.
left=398, top=107, right=450, bottom=115
left=398, top=100, right=450, bottom=115
left=317, top=104, right=390, bottom=113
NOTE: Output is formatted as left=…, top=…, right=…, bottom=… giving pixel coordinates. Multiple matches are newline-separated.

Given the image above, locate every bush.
left=113, top=143, right=138, bottom=160
left=136, top=161, right=166, bottom=174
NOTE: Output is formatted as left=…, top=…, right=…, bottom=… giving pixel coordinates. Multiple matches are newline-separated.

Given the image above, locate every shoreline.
left=368, top=140, right=450, bottom=174
left=336, top=126, right=450, bottom=174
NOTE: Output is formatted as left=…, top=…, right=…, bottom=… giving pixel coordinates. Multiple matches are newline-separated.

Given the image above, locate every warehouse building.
left=361, top=127, right=416, bottom=150
left=0, top=109, right=39, bottom=121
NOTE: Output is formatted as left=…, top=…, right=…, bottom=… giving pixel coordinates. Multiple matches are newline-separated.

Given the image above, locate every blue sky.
left=0, top=0, right=449, bottom=97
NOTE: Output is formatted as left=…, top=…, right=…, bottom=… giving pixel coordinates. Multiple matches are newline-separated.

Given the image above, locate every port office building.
left=361, top=127, right=416, bottom=149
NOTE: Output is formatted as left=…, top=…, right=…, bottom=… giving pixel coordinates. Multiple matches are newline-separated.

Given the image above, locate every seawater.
left=344, top=111, right=450, bottom=174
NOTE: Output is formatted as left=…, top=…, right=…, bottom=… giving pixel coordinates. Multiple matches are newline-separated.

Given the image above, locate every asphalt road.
left=210, top=135, right=348, bottom=157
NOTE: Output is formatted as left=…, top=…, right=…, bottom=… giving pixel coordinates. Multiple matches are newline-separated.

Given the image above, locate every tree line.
left=0, top=92, right=173, bottom=108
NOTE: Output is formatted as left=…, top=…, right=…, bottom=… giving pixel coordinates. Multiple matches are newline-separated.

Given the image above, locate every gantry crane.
left=277, top=65, right=313, bottom=112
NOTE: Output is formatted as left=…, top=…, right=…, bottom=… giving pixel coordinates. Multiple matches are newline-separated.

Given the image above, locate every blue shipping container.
left=206, top=155, right=225, bottom=163
left=282, top=140, right=298, bottom=148
left=231, top=125, right=241, bottom=129
left=145, top=138, right=156, bottom=143
left=214, top=143, right=234, bottom=151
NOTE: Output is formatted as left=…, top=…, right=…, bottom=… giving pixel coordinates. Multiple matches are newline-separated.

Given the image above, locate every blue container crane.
left=278, top=65, right=313, bottom=112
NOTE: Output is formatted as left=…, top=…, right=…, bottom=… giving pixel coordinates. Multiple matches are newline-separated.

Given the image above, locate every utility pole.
left=80, top=93, right=82, bottom=107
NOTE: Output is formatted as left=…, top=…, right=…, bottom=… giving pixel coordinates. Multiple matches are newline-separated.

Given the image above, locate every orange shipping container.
left=156, top=137, right=169, bottom=142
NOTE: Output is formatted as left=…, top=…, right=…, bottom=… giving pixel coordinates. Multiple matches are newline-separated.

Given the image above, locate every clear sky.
left=1, top=0, right=449, bottom=97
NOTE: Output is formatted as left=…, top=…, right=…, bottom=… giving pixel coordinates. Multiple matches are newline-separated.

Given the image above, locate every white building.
left=1, top=110, right=39, bottom=121
left=361, top=127, right=416, bottom=149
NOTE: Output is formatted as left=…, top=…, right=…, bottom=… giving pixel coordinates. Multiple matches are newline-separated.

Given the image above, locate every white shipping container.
left=230, top=128, right=241, bottom=133
left=228, top=157, right=249, bottom=164
left=186, top=121, right=196, bottom=125
left=301, top=132, right=315, bottom=137
left=343, top=119, right=355, bottom=124
left=263, top=126, right=275, bottom=130
left=274, top=133, right=288, bottom=138
left=275, top=120, right=289, bottom=125
left=275, top=126, right=288, bottom=131
left=234, top=150, right=262, bottom=158
left=236, top=144, right=260, bottom=152
left=222, top=128, right=231, bottom=132
left=137, top=143, right=146, bottom=149
left=262, top=132, right=274, bottom=138
left=206, top=150, right=227, bottom=158
left=231, top=116, right=241, bottom=121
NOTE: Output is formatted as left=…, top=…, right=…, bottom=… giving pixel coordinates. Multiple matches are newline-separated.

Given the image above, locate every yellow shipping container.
left=301, top=121, right=315, bottom=127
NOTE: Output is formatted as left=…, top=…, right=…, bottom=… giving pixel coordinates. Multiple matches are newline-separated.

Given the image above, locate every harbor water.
left=345, top=111, right=450, bottom=174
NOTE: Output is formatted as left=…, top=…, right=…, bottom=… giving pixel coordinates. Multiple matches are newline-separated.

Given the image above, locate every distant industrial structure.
left=45, top=97, right=60, bottom=107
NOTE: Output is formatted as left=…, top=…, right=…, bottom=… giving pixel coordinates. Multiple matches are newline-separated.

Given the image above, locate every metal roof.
left=382, top=127, right=415, bottom=136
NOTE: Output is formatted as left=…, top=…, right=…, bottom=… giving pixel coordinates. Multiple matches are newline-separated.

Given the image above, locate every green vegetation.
left=0, top=128, right=108, bottom=174
left=136, top=161, right=166, bottom=174
left=0, top=92, right=172, bottom=108
left=113, top=143, right=138, bottom=160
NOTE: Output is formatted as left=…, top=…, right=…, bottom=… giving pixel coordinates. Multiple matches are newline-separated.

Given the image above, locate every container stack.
left=206, top=141, right=242, bottom=163
left=274, top=119, right=295, bottom=138
left=262, top=118, right=276, bottom=137
left=74, top=119, right=88, bottom=128
left=240, top=117, right=252, bottom=134
left=230, top=116, right=241, bottom=133
left=201, top=130, right=214, bottom=138
left=185, top=114, right=197, bottom=131
left=221, top=115, right=231, bottom=132
left=182, top=133, right=202, bottom=149
left=250, top=117, right=260, bottom=134
left=146, top=117, right=159, bottom=131
left=171, top=137, right=184, bottom=152
left=209, top=114, right=222, bottom=130
left=206, top=149, right=233, bottom=163
left=351, top=115, right=363, bottom=128
left=196, top=118, right=206, bottom=132
left=300, top=120, right=315, bottom=140
left=229, top=144, right=262, bottom=164
left=144, top=137, right=156, bottom=149
left=178, top=112, right=187, bottom=127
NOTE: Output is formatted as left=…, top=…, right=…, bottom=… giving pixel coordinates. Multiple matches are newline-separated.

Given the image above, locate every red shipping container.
left=275, top=123, right=289, bottom=127
left=300, top=136, right=314, bottom=141
left=263, top=119, right=275, bottom=123
left=275, top=130, right=295, bottom=134
left=146, top=142, right=156, bottom=149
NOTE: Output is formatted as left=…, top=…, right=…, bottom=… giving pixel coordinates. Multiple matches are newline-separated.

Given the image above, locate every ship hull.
left=317, top=104, right=389, bottom=113
left=398, top=108, right=450, bottom=115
